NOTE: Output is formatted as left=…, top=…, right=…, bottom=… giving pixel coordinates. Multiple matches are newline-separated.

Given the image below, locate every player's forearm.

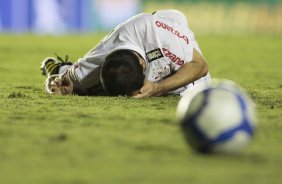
left=134, top=48, right=209, bottom=98
left=156, top=63, right=208, bottom=94
left=156, top=58, right=208, bottom=96
left=156, top=48, right=209, bottom=95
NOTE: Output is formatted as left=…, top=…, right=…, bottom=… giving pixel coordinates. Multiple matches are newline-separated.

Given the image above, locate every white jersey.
left=67, top=10, right=211, bottom=95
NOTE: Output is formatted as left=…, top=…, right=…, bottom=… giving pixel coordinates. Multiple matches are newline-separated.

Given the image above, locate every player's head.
left=101, top=49, right=145, bottom=96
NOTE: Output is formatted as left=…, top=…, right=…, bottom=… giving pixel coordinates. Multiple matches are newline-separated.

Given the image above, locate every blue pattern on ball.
left=181, top=85, right=255, bottom=153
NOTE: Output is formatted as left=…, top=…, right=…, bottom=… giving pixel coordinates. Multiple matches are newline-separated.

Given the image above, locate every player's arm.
left=134, top=48, right=208, bottom=98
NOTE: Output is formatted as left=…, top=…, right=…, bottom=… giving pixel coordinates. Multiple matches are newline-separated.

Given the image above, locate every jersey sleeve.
left=67, top=57, right=102, bottom=95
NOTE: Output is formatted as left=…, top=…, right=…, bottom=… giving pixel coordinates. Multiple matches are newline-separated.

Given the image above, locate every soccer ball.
left=177, top=79, right=257, bottom=154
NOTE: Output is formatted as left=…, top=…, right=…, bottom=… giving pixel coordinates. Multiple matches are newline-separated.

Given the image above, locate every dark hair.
left=101, top=50, right=145, bottom=96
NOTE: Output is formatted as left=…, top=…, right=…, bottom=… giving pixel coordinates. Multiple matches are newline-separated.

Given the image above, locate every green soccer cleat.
left=40, top=55, right=73, bottom=76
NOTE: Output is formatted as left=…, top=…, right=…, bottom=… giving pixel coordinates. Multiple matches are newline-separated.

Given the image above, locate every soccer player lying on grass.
left=41, top=9, right=211, bottom=98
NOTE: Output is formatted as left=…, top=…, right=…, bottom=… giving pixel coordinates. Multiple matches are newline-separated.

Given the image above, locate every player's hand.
left=133, top=80, right=160, bottom=98
left=45, top=73, right=73, bottom=95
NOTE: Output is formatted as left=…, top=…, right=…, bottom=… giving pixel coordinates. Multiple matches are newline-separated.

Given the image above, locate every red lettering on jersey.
left=155, top=20, right=189, bottom=45
left=162, top=48, right=184, bottom=66
left=156, top=21, right=162, bottom=27
left=183, top=36, right=189, bottom=45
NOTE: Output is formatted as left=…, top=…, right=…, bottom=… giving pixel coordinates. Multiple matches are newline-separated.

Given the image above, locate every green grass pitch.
left=0, top=34, right=281, bottom=184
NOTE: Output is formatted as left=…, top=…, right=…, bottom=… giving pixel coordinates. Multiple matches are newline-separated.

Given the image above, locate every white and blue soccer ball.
left=177, top=79, right=257, bottom=154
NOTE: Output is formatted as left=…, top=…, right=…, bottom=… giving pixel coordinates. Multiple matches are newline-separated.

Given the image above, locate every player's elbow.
left=201, top=61, right=209, bottom=77
left=195, top=58, right=208, bottom=77
left=192, top=48, right=209, bottom=77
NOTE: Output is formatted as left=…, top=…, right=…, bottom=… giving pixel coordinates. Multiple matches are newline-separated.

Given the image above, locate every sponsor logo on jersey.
left=162, top=48, right=184, bottom=66
left=155, top=21, right=189, bottom=45
left=146, top=49, right=164, bottom=63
